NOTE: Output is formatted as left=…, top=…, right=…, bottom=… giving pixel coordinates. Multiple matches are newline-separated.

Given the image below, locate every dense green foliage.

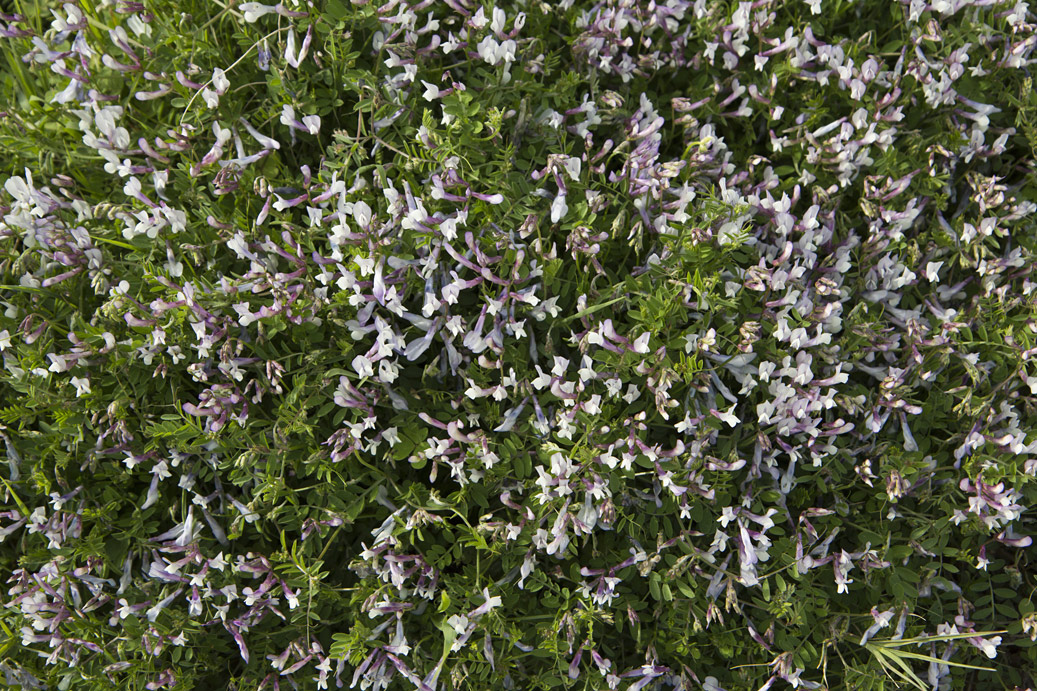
left=2, top=0, right=1037, bottom=690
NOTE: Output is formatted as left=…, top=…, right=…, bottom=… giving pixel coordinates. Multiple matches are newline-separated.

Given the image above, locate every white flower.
left=4, top=172, right=35, bottom=206
left=622, top=384, right=641, bottom=404
left=442, top=31, right=462, bottom=53
left=201, top=88, right=219, bottom=109
left=161, top=207, right=187, bottom=234
left=477, top=35, right=501, bottom=64
left=542, top=109, right=563, bottom=128
left=239, top=2, right=279, bottom=22
left=551, top=356, right=569, bottom=377
left=975, top=636, right=1002, bottom=659
left=551, top=193, right=568, bottom=223
left=469, top=7, right=488, bottom=29
left=141, top=475, right=162, bottom=510
left=123, top=453, right=145, bottom=470
left=70, top=376, right=91, bottom=397
left=421, top=80, right=441, bottom=101
left=377, top=357, right=398, bottom=383
left=497, top=39, right=517, bottom=63
left=280, top=104, right=296, bottom=127
left=715, top=404, right=739, bottom=427
left=491, top=8, right=507, bottom=34
left=352, top=201, right=372, bottom=227
left=476, top=36, right=516, bottom=65
left=481, top=588, right=502, bottom=611
left=231, top=498, right=259, bottom=523
left=531, top=366, right=552, bottom=390
left=925, top=261, right=944, bottom=283
left=301, top=115, right=321, bottom=135
left=123, top=176, right=142, bottom=199
left=352, top=354, right=374, bottom=379
left=233, top=303, right=257, bottom=326
left=0, top=329, right=11, bottom=351
left=212, top=67, right=230, bottom=93
left=227, top=231, right=253, bottom=260
left=284, top=28, right=310, bottom=67
left=439, top=216, right=459, bottom=241
left=164, top=256, right=184, bottom=278
left=446, top=612, right=470, bottom=642
left=563, top=156, right=581, bottom=181
left=47, top=353, right=70, bottom=373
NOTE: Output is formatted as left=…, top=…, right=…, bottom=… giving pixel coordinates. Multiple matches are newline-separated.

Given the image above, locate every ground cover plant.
left=1, top=0, right=1037, bottom=689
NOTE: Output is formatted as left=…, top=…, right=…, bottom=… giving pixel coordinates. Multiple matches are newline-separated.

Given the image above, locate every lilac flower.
left=468, top=588, right=502, bottom=618
left=239, top=117, right=280, bottom=150
left=284, top=27, right=313, bottom=68
left=833, top=550, right=854, bottom=593
left=858, top=608, right=895, bottom=645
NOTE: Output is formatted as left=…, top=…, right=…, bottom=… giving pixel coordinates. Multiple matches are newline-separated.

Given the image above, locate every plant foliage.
left=1, top=0, right=1037, bottom=690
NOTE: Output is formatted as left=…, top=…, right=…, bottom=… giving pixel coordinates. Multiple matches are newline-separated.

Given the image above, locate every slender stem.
left=316, top=524, right=343, bottom=562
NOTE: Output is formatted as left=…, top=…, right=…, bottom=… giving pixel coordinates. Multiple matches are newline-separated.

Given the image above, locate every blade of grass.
left=888, top=649, right=995, bottom=672
left=869, top=630, right=1007, bottom=647
left=0, top=476, right=32, bottom=518
left=868, top=645, right=928, bottom=690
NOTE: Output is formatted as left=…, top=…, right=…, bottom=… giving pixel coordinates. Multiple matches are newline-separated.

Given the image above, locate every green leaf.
left=434, top=616, right=458, bottom=664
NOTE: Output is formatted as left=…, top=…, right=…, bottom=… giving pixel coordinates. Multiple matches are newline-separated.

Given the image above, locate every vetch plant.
left=1, top=0, right=1037, bottom=690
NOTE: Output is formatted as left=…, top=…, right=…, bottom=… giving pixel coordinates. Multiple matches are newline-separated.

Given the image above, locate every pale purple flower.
left=238, top=117, right=280, bottom=150
left=859, top=608, right=895, bottom=645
